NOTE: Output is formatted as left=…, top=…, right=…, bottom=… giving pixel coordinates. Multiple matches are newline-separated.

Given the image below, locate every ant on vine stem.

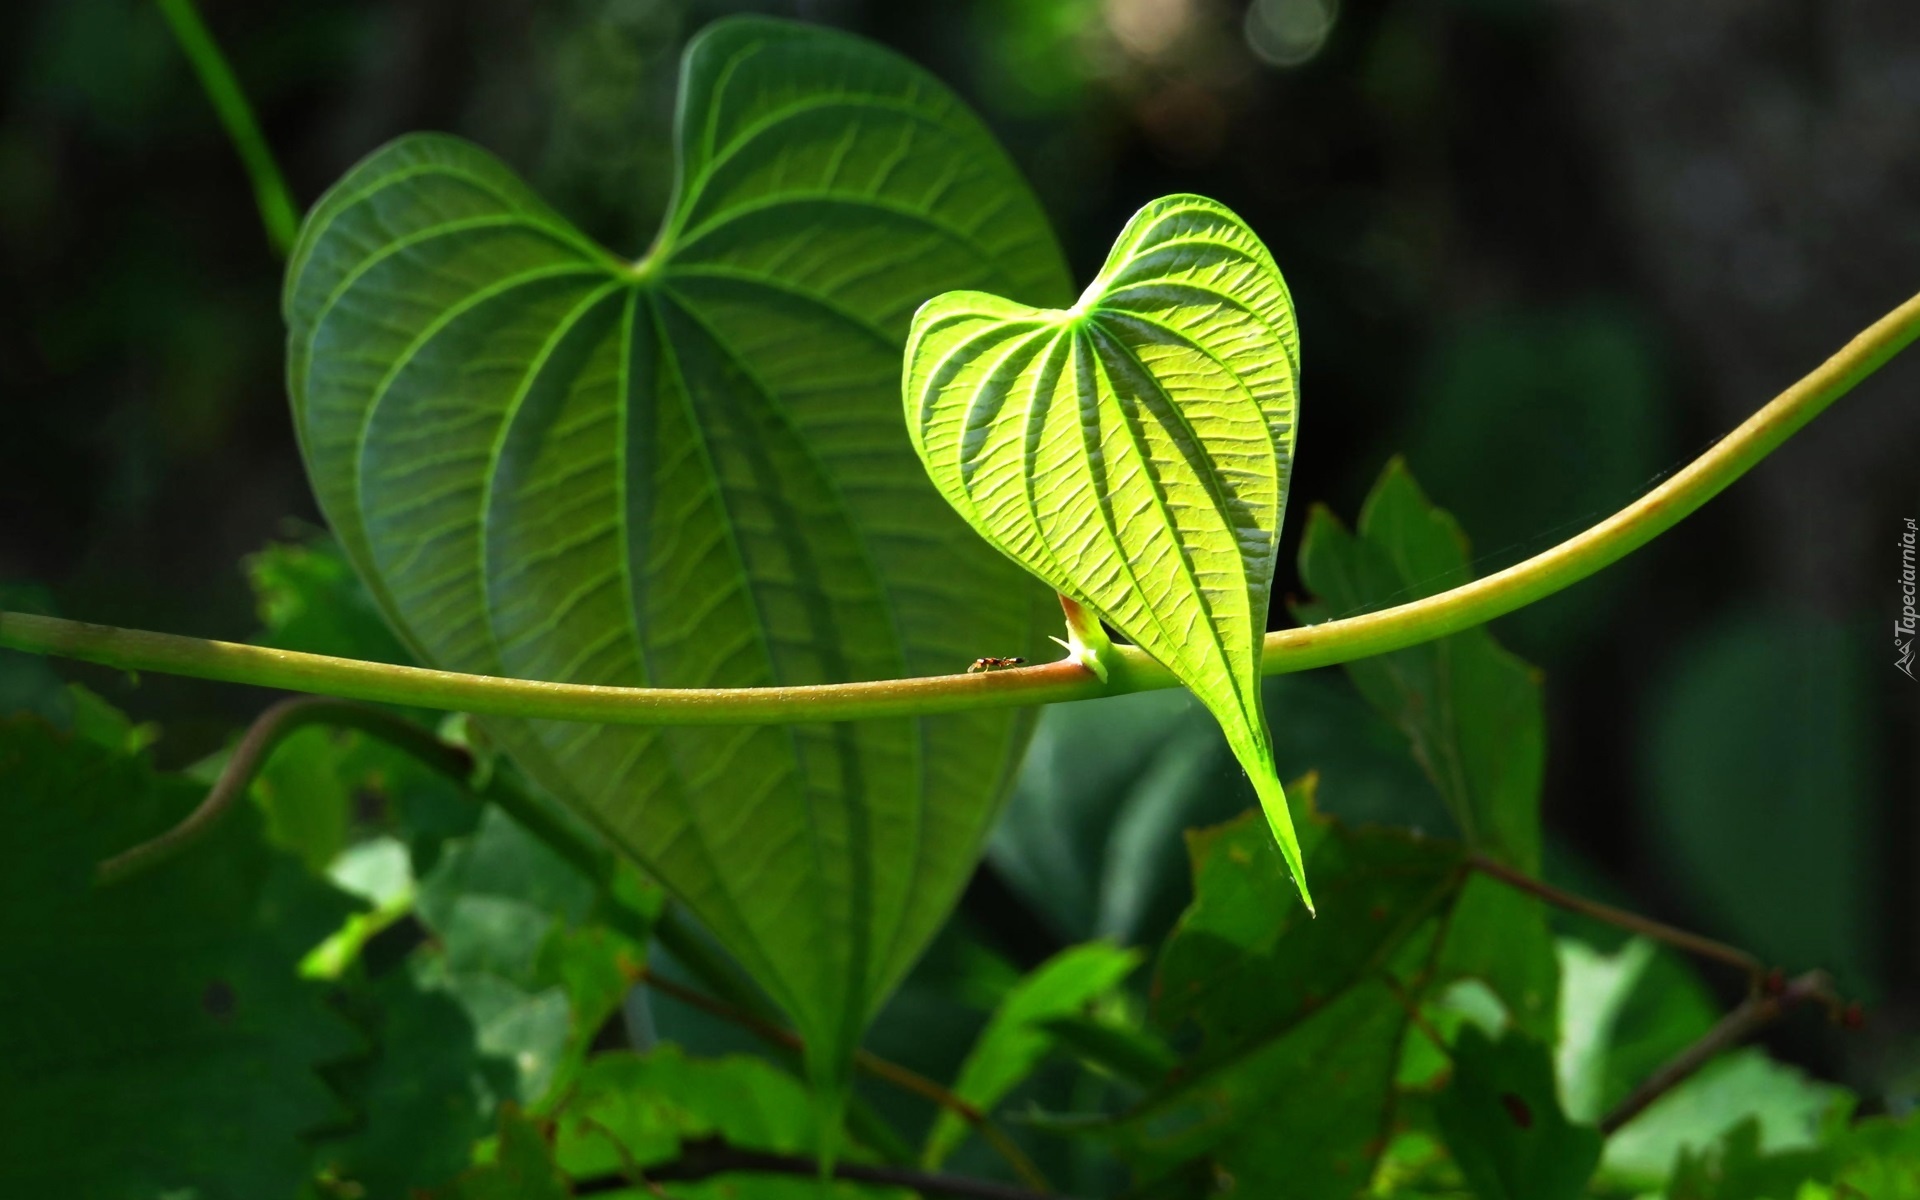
left=966, top=656, right=1026, bottom=673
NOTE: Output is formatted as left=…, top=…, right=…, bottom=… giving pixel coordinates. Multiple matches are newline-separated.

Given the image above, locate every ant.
left=967, top=656, right=1026, bottom=673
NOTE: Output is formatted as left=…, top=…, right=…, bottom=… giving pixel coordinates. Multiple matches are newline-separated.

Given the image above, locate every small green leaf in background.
left=434, top=1106, right=571, bottom=1200
left=0, top=714, right=362, bottom=1199
left=1602, top=1048, right=1848, bottom=1192
left=246, top=533, right=413, bottom=665
left=1152, top=782, right=1456, bottom=1050
left=1433, top=1025, right=1602, bottom=1200
left=1555, top=935, right=1658, bottom=1123
left=1668, top=1111, right=1920, bottom=1200
left=923, top=941, right=1140, bottom=1168
left=553, top=1047, right=817, bottom=1174
left=414, top=805, right=646, bottom=1109
left=907, top=193, right=1310, bottom=903
left=551, top=1046, right=908, bottom=1195
left=286, top=15, right=1073, bottom=1097
left=64, top=681, right=160, bottom=754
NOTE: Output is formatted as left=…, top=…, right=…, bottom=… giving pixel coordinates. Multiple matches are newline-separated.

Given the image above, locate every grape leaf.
left=905, top=194, right=1308, bottom=904
left=1667, top=1110, right=1920, bottom=1200
left=285, top=15, right=1072, bottom=1093
left=1433, top=1026, right=1602, bottom=1200
left=1115, top=782, right=1463, bottom=1196
left=434, top=1106, right=570, bottom=1200
left=320, top=967, right=513, bottom=1197
left=1294, top=458, right=1544, bottom=871
left=1295, top=459, right=1559, bottom=1040
left=0, top=715, right=361, bottom=1199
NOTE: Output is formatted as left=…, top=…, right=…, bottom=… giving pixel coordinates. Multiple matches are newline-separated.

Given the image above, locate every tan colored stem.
left=1466, top=853, right=1764, bottom=980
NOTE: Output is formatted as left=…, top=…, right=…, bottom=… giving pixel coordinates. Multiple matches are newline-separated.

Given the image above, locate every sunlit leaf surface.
left=905, top=195, right=1308, bottom=903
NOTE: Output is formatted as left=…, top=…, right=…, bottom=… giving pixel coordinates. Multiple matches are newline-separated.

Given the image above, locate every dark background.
left=2, top=0, right=1916, bottom=1108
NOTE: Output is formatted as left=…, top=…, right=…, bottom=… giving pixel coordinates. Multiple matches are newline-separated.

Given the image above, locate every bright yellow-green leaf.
left=904, top=194, right=1310, bottom=904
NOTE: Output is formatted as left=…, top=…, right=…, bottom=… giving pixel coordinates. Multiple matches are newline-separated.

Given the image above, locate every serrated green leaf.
left=922, top=941, right=1140, bottom=1168
left=1121, top=980, right=1412, bottom=1197
left=1153, top=785, right=1458, bottom=1053
left=0, top=715, right=362, bottom=1199
left=1118, top=784, right=1463, bottom=1196
left=246, top=534, right=414, bottom=666
left=1294, top=460, right=1560, bottom=1040
left=1432, top=1026, right=1602, bottom=1200
left=551, top=1049, right=912, bottom=1196
left=987, top=674, right=1439, bottom=951
left=415, top=805, right=646, bottom=1107
left=553, top=1047, right=821, bottom=1177
left=905, top=193, right=1308, bottom=904
left=434, top=1105, right=571, bottom=1200
left=319, top=965, right=513, bottom=1197
left=1294, top=458, right=1544, bottom=871
left=285, top=15, right=1072, bottom=1094
left=1667, top=1110, right=1920, bottom=1200
left=1602, top=1048, right=1848, bottom=1191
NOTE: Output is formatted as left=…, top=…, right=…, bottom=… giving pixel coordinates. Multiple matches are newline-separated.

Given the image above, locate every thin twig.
left=1601, top=971, right=1842, bottom=1135
left=96, top=696, right=470, bottom=884
left=572, top=1136, right=1068, bottom=1200
left=639, top=969, right=1053, bottom=1193
left=1466, top=852, right=1764, bottom=981
left=10, top=289, right=1920, bottom=727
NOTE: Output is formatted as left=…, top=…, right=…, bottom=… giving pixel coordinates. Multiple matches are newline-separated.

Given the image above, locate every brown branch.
left=638, top=969, right=1053, bottom=1193
left=571, top=1135, right=1068, bottom=1200
left=96, top=696, right=471, bottom=884
left=1600, top=970, right=1843, bottom=1135
left=1466, top=852, right=1764, bottom=980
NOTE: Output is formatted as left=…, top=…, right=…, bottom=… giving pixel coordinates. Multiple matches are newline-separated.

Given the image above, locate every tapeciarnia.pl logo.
left=1899, top=517, right=1917, bottom=679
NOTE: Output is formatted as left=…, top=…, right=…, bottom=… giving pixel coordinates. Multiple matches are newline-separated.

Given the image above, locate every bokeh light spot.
left=1245, top=0, right=1339, bottom=68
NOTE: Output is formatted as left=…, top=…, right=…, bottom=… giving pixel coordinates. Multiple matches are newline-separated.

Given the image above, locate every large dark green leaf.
left=284, top=16, right=1072, bottom=1090
left=0, top=715, right=361, bottom=1199
left=905, top=194, right=1310, bottom=905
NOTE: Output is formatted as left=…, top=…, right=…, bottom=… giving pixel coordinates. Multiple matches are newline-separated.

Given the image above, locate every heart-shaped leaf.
left=284, top=16, right=1072, bottom=1095
left=904, top=195, right=1310, bottom=904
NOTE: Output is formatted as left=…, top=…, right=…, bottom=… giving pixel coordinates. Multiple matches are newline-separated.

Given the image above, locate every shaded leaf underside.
left=285, top=17, right=1072, bottom=1083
